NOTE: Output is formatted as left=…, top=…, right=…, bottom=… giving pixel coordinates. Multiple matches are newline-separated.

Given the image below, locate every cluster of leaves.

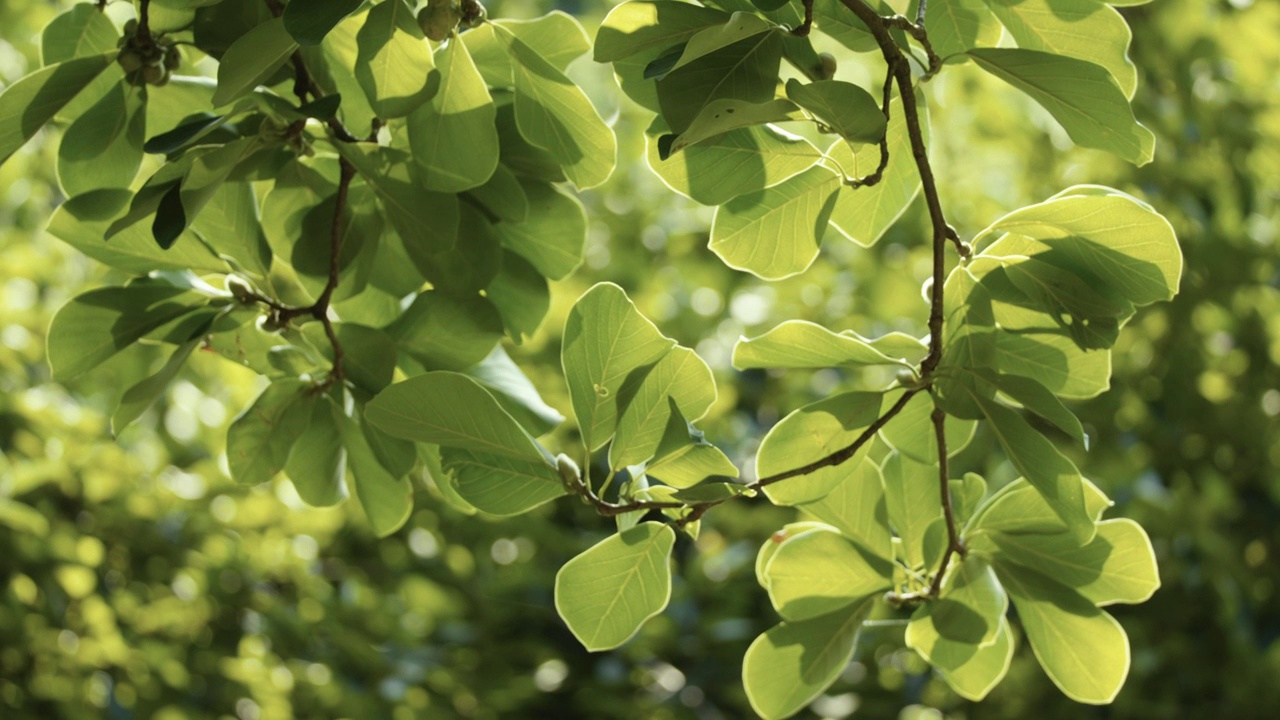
left=583, top=0, right=1178, bottom=717
left=1, top=0, right=617, bottom=540
left=0, top=0, right=1186, bottom=718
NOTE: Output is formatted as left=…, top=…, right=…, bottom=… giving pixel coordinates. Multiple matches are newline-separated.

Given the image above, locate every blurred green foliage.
left=1, top=0, right=1277, bottom=718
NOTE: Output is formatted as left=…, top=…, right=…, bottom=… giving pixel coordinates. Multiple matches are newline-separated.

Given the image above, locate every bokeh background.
left=2, top=0, right=1278, bottom=718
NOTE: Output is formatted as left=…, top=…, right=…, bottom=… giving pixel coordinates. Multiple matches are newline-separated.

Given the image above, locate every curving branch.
left=567, top=0, right=973, bottom=600
left=240, top=0, right=373, bottom=388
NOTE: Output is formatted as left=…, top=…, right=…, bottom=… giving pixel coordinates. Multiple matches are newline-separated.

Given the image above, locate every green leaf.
left=308, top=10, right=378, bottom=131
left=324, top=323, right=397, bottom=395
left=47, top=285, right=209, bottom=380
left=647, top=442, right=739, bottom=489
left=966, top=48, right=1154, bottom=165
left=796, top=458, right=892, bottom=561
left=389, top=292, right=503, bottom=372
left=498, top=27, right=617, bottom=190
left=407, top=37, right=498, bottom=192
left=554, top=522, right=676, bottom=651
left=756, top=523, right=827, bottom=589
left=734, top=320, right=924, bottom=370
left=826, top=90, right=926, bottom=247
left=922, top=0, right=1001, bottom=60
left=670, top=12, right=774, bottom=71
left=982, top=0, right=1137, bottom=98
left=49, top=190, right=228, bottom=274
left=0, top=53, right=114, bottom=165
left=878, top=391, right=977, bottom=464
left=978, top=189, right=1182, bottom=306
left=611, top=346, right=717, bottom=470
left=486, top=251, right=550, bottom=343
left=997, top=563, right=1131, bottom=704
left=494, top=179, right=587, bottom=281
left=972, top=392, right=1095, bottom=543
left=644, top=399, right=739, bottom=488
left=948, top=257, right=1116, bottom=398
left=812, top=0, right=878, bottom=53
left=922, top=616, right=1015, bottom=701
left=990, top=372, right=1087, bottom=445
left=143, top=112, right=226, bottom=155
left=338, top=411, right=413, bottom=537
left=191, top=182, right=273, bottom=279
left=881, top=451, right=943, bottom=569
left=952, top=473, right=989, bottom=526
left=968, top=476, right=1112, bottom=536
left=764, top=528, right=892, bottom=621
left=646, top=121, right=823, bottom=206
left=742, top=601, right=873, bottom=720
left=42, top=4, right=118, bottom=66
left=466, top=163, right=529, bottom=223
left=785, top=79, right=886, bottom=143
left=285, top=396, right=348, bottom=507
left=365, top=371, right=546, bottom=462
left=465, top=12, right=592, bottom=86
left=212, top=18, right=299, bottom=107
left=442, top=449, right=566, bottom=516
left=664, top=98, right=803, bottom=157
left=1002, top=258, right=1129, bottom=349
left=335, top=143, right=460, bottom=264
left=656, top=30, right=784, bottom=135
left=111, top=334, right=203, bottom=434
left=462, top=345, right=565, bottom=436
left=561, top=283, right=676, bottom=451
left=907, top=556, right=1007, bottom=653
left=171, top=138, right=263, bottom=244
left=594, top=1, right=731, bottom=63
left=226, top=379, right=318, bottom=486
left=709, top=164, right=842, bottom=280
left=355, top=0, right=438, bottom=118
left=988, top=519, right=1160, bottom=605
left=756, top=391, right=885, bottom=505
left=283, top=0, right=362, bottom=45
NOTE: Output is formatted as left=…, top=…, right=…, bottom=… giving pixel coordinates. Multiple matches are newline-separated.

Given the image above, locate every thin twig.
left=569, top=388, right=922, bottom=525
left=847, top=65, right=895, bottom=189
left=137, top=0, right=152, bottom=44
left=793, top=0, right=815, bottom=36
left=883, top=14, right=943, bottom=77
left=926, top=405, right=965, bottom=596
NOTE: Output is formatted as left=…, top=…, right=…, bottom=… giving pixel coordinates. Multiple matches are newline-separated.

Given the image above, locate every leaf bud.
left=142, top=63, right=166, bottom=86
left=817, top=52, right=837, bottom=80
left=226, top=276, right=256, bottom=304
left=418, top=0, right=463, bottom=42
left=555, top=453, right=581, bottom=487
left=117, top=49, right=144, bottom=73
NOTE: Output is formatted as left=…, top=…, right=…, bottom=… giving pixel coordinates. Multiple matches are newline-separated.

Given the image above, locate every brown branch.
left=926, top=404, right=965, bottom=597
left=846, top=65, right=895, bottom=189
left=883, top=14, right=943, bottom=78
left=240, top=160, right=355, bottom=387
left=793, top=0, right=815, bottom=36
left=569, top=388, right=923, bottom=526
left=137, top=0, right=152, bottom=44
